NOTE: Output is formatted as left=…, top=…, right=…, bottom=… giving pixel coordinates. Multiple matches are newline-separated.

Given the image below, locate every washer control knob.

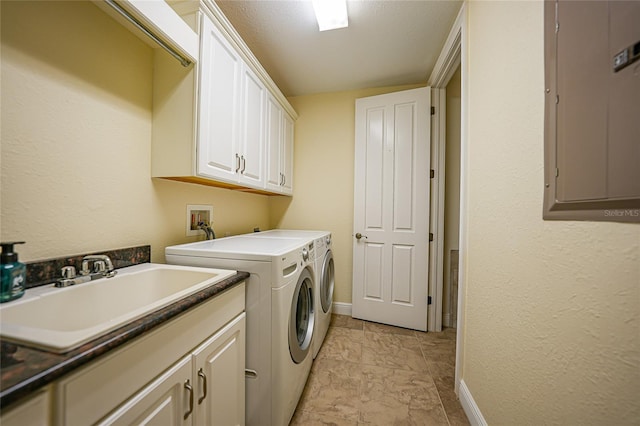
left=302, top=247, right=309, bottom=261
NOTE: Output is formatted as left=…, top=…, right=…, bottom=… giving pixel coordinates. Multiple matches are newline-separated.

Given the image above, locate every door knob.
left=355, top=233, right=367, bottom=240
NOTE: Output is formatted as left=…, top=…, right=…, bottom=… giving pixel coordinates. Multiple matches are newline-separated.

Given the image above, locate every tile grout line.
left=417, top=334, right=454, bottom=426
left=358, top=323, right=365, bottom=424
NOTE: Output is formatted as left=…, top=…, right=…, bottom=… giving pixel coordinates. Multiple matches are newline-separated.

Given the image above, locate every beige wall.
left=0, top=1, right=270, bottom=263
left=443, top=67, right=461, bottom=327
left=271, top=84, right=423, bottom=304
left=461, top=1, right=640, bottom=424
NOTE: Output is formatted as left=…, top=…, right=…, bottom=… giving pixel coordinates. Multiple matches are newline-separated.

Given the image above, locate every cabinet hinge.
left=431, top=106, right=435, bottom=116
left=430, top=169, right=435, bottom=179
left=429, top=233, right=434, bottom=242
left=428, top=296, right=432, bottom=305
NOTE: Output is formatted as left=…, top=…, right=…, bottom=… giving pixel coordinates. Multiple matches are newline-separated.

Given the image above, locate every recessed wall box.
left=186, top=205, right=213, bottom=236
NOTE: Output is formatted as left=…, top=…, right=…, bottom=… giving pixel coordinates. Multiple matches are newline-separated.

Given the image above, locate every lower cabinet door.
left=193, top=313, right=246, bottom=426
left=0, top=388, right=50, bottom=426
left=97, top=356, right=193, bottom=426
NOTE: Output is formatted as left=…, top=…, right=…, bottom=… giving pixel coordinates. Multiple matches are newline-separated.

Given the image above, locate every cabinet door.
left=97, top=356, right=193, bottom=426
left=281, top=113, right=294, bottom=195
left=265, top=94, right=283, bottom=192
left=193, top=313, right=246, bottom=426
left=197, top=15, right=241, bottom=183
left=239, top=64, right=265, bottom=187
left=1, top=388, right=50, bottom=426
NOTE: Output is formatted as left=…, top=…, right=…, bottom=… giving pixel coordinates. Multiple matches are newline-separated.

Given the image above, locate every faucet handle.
left=93, top=260, right=106, bottom=273
left=61, top=266, right=76, bottom=279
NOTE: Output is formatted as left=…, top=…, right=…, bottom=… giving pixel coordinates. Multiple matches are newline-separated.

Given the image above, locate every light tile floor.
left=290, top=314, right=469, bottom=426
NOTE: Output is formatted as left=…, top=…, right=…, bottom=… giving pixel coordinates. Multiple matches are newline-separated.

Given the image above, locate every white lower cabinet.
left=98, top=313, right=246, bottom=426
left=192, top=313, right=245, bottom=426
left=55, top=283, right=245, bottom=426
left=0, top=387, right=51, bottom=426
left=97, top=356, right=192, bottom=426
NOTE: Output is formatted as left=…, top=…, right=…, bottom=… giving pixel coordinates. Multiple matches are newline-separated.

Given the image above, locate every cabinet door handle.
left=184, top=379, right=194, bottom=420
left=235, top=153, right=241, bottom=173
left=241, top=155, right=246, bottom=174
left=197, top=368, right=207, bottom=404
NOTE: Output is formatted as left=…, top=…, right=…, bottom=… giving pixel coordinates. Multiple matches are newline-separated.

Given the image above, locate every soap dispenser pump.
left=1, top=241, right=26, bottom=303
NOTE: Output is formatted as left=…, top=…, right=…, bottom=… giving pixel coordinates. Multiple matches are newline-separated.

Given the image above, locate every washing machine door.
left=320, top=250, right=334, bottom=314
left=289, top=268, right=315, bottom=364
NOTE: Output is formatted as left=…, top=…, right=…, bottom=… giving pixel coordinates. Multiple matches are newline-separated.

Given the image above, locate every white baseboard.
left=458, top=379, right=487, bottom=426
left=332, top=302, right=352, bottom=316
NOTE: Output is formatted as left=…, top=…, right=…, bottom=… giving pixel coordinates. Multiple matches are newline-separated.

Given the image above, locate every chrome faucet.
left=81, top=255, right=117, bottom=278
left=197, top=222, right=216, bottom=240
left=55, top=254, right=117, bottom=288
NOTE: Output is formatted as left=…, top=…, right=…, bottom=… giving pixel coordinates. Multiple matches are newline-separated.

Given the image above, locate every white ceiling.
left=215, top=0, right=463, bottom=97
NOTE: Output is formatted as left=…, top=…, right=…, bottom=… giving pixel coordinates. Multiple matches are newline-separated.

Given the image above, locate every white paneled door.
left=352, top=87, right=431, bottom=331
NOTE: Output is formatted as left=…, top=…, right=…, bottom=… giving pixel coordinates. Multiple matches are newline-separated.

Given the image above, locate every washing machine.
left=165, top=235, right=315, bottom=426
left=241, top=230, right=334, bottom=359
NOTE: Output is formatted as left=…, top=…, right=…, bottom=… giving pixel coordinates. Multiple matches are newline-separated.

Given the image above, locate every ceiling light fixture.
left=312, top=0, right=348, bottom=32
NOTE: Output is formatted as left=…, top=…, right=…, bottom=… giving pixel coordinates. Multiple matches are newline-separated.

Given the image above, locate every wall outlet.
left=186, top=205, right=213, bottom=237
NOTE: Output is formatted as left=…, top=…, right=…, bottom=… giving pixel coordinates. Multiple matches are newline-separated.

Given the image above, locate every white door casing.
left=352, top=87, right=431, bottom=331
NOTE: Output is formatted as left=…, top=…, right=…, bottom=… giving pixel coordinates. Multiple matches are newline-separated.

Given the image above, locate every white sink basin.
left=0, top=263, right=236, bottom=353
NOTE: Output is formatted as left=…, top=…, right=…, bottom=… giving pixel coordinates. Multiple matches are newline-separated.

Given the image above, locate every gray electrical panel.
left=544, top=0, right=640, bottom=222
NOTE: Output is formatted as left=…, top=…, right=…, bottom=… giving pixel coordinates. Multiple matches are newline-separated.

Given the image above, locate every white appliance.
left=242, top=230, right=334, bottom=359
left=165, top=236, right=316, bottom=426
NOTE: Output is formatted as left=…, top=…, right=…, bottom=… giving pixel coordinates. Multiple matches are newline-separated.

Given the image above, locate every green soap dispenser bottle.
left=1, top=241, right=26, bottom=303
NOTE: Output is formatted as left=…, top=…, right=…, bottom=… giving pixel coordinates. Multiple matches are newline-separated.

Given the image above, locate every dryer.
left=243, top=230, right=334, bottom=359
left=165, top=236, right=315, bottom=426
left=311, top=233, right=334, bottom=359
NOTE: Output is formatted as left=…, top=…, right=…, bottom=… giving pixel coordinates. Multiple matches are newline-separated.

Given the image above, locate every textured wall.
left=461, top=1, right=640, bottom=423
left=0, top=1, right=270, bottom=263
left=272, top=84, right=424, bottom=303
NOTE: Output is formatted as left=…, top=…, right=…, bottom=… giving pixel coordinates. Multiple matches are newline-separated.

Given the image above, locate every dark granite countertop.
left=0, top=269, right=249, bottom=410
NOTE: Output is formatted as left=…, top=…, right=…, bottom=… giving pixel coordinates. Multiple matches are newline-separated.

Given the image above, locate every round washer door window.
left=289, top=268, right=315, bottom=364
left=320, top=250, right=335, bottom=314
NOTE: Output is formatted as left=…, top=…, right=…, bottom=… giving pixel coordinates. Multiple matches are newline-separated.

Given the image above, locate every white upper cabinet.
left=197, top=15, right=242, bottom=183
left=265, top=94, right=294, bottom=195
left=238, top=64, right=266, bottom=188
left=265, top=95, right=283, bottom=193
left=281, top=113, right=294, bottom=195
left=151, top=0, right=295, bottom=195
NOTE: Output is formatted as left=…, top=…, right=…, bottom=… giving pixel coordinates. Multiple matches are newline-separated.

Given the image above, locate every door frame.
left=427, top=3, right=467, bottom=396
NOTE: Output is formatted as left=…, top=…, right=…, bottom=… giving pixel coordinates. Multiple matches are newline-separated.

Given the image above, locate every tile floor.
left=290, top=314, right=469, bottom=426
